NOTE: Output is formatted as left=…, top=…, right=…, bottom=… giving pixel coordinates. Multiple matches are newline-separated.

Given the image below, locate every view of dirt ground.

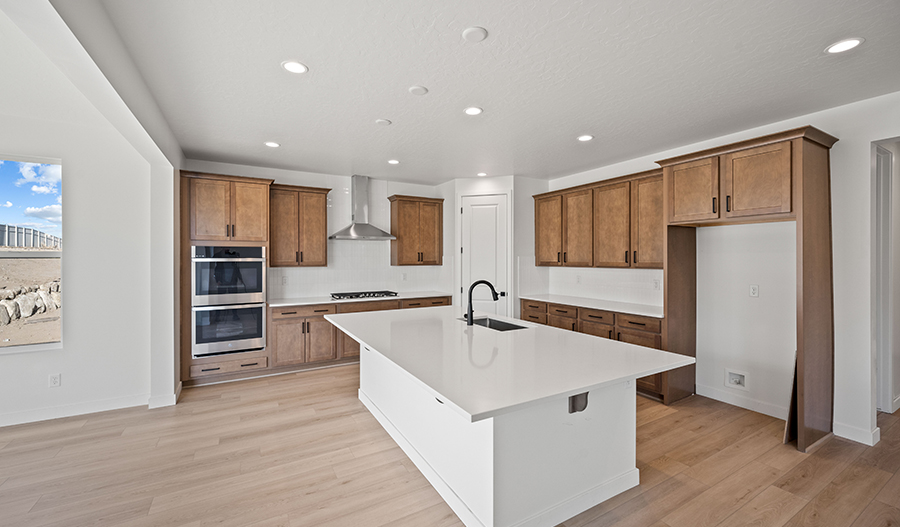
left=0, top=256, right=61, bottom=348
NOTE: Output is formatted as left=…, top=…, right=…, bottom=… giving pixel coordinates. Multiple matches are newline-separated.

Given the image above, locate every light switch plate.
left=749, top=285, right=759, bottom=297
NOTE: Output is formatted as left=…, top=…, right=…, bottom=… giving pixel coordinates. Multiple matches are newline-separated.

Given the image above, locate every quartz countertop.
left=268, top=290, right=452, bottom=308
left=519, top=293, right=664, bottom=319
left=326, top=307, right=693, bottom=422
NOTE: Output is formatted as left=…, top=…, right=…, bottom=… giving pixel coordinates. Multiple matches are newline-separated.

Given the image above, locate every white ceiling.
left=97, top=0, right=900, bottom=185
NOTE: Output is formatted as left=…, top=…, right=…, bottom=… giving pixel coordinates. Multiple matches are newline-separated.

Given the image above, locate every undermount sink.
left=462, top=317, right=527, bottom=332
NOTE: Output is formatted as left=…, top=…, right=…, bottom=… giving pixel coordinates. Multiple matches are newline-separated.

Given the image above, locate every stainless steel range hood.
left=328, top=175, right=396, bottom=240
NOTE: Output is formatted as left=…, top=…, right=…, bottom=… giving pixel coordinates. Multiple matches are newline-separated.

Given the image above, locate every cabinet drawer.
left=521, top=312, right=547, bottom=325
left=402, top=297, right=450, bottom=309
left=520, top=299, right=547, bottom=313
left=616, top=327, right=662, bottom=349
left=337, top=300, right=400, bottom=313
left=271, top=304, right=336, bottom=319
left=579, top=308, right=615, bottom=325
left=616, top=313, right=661, bottom=333
left=191, top=356, right=268, bottom=378
left=548, top=303, right=577, bottom=318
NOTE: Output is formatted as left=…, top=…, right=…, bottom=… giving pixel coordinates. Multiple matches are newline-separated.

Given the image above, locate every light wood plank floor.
left=1, top=364, right=898, bottom=527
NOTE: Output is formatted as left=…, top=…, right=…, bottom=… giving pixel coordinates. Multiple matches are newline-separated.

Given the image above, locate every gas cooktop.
left=331, top=290, right=399, bottom=300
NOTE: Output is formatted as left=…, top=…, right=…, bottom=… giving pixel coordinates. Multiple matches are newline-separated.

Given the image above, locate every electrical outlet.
left=749, top=285, right=759, bottom=297
left=576, top=275, right=581, bottom=284
left=725, top=369, right=748, bottom=390
left=281, top=276, right=288, bottom=286
left=48, top=373, right=61, bottom=388
left=653, top=279, right=661, bottom=290
left=401, top=273, right=407, bottom=281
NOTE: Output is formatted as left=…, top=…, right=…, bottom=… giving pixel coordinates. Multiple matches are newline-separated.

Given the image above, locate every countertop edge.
left=519, top=294, right=663, bottom=319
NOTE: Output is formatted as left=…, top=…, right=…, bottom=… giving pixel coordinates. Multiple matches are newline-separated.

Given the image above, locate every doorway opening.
left=874, top=139, right=900, bottom=413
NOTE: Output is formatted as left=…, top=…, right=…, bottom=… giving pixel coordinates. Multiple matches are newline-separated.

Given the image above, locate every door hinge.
left=460, top=287, right=463, bottom=294
left=460, top=247, right=463, bottom=254
left=461, top=207, right=463, bottom=214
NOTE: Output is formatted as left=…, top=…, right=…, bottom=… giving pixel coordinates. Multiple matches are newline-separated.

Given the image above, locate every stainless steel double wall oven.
left=191, top=245, right=266, bottom=358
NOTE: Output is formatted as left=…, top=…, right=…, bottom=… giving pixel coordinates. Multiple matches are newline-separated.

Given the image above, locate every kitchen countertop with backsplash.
left=268, top=291, right=452, bottom=308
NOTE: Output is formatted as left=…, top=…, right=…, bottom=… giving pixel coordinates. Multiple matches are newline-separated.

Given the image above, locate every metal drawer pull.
left=409, top=303, right=421, bottom=306
left=528, top=315, right=539, bottom=320
left=431, top=301, right=443, bottom=304
left=528, top=304, right=539, bottom=309
left=201, top=367, right=221, bottom=372
left=627, top=321, right=646, bottom=326
left=241, top=362, right=258, bottom=367
left=588, top=314, right=603, bottom=319
left=281, top=311, right=297, bottom=315
left=726, top=195, right=731, bottom=212
left=713, top=197, right=717, bottom=213
left=625, top=251, right=629, bottom=264
left=314, top=309, right=328, bottom=313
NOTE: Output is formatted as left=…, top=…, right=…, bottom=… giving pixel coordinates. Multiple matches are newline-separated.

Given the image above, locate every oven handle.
left=191, top=257, right=267, bottom=263
left=191, top=302, right=266, bottom=312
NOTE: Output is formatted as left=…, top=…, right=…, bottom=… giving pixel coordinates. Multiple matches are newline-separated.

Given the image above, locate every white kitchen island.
left=325, top=307, right=695, bottom=527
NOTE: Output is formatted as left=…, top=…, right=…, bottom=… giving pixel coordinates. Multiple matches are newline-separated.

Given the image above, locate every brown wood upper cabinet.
left=188, top=173, right=272, bottom=242
left=389, top=195, right=443, bottom=266
left=534, top=189, right=592, bottom=266
left=666, top=157, right=720, bottom=224
left=593, top=173, right=663, bottom=269
left=269, top=184, right=330, bottom=267
left=665, top=138, right=794, bottom=225
left=722, top=141, right=792, bottom=218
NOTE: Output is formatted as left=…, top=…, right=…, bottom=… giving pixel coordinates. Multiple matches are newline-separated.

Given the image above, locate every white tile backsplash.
left=548, top=267, right=663, bottom=306
left=268, top=240, right=451, bottom=298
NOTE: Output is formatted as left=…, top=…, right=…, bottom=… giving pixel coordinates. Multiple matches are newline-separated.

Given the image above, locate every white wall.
left=0, top=7, right=154, bottom=426
left=513, top=177, right=550, bottom=316
left=548, top=90, right=900, bottom=446
left=696, top=222, right=797, bottom=419
left=183, top=160, right=455, bottom=299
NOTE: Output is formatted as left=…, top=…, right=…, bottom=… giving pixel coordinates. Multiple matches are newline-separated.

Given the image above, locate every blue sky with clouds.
left=0, top=159, right=62, bottom=238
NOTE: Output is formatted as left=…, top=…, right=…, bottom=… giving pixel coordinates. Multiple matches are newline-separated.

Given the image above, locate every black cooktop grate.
left=330, top=290, right=399, bottom=300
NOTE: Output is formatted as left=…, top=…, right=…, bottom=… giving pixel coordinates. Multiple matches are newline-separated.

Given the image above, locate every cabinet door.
left=190, top=178, right=231, bottom=241
left=272, top=317, right=305, bottom=366
left=636, top=374, right=663, bottom=395
left=563, top=189, right=593, bottom=266
left=667, top=157, right=719, bottom=223
left=632, top=176, right=664, bottom=268
left=548, top=314, right=577, bottom=331
left=580, top=320, right=614, bottom=339
left=396, top=200, right=421, bottom=265
left=419, top=202, right=442, bottom=265
left=616, top=327, right=662, bottom=349
left=723, top=141, right=792, bottom=218
left=593, top=182, right=631, bottom=267
left=270, top=189, right=299, bottom=267
left=232, top=182, right=269, bottom=242
left=298, top=191, right=328, bottom=266
left=305, top=316, right=336, bottom=362
left=535, top=195, right=563, bottom=266
left=340, top=331, right=360, bottom=358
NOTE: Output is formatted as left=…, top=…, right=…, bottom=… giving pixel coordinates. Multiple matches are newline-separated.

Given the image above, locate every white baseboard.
left=0, top=394, right=149, bottom=428
left=892, top=394, right=900, bottom=414
left=834, top=421, right=881, bottom=446
left=696, top=383, right=788, bottom=420
left=148, top=392, right=176, bottom=409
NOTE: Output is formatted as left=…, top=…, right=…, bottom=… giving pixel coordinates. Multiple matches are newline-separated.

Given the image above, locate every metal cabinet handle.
left=617, top=332, right=621, bottom=340
left=726, top=195, right=731, bottom=212
left=588, top=314, right=603, bottom=319
left=571, top=322, right=576, bottom=331
left=201, top=367, right=220, bottom=372
left=232, top=224, right=235, bottom=237
left=713, top=197, right=717, bottom=214
left=608, top=330, right=613, bottom=339
left=633, top=251, right=637, bottom=264
left=628, top=321, right=646, bottom=326
left=625, top=251, right=629, bottom=264
left=281, top=311, right=297, bottom=315
left=226, top=224, right=230, bottom=237
left=300, top=252, right=303, bottom=263
left=241, top=362, right=258, bottom=367
left=314, top=309, right=328, bottom=313
left=295, top=251, right=299, bottom=263
left=557, top=252, right=561, bottom=263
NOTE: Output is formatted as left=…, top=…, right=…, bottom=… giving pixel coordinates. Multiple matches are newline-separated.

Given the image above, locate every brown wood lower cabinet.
left=520, top=298, right=672, bottom=401
left=336, top=296, right=451, bottom=358
left=269, top=305, right=337, bottom=367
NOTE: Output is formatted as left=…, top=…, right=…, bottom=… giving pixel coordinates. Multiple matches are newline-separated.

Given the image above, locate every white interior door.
left=461, top=194, right=509, bottom=317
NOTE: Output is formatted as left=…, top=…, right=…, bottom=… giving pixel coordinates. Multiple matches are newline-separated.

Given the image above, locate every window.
left=0, top=157, right=62, bottom=350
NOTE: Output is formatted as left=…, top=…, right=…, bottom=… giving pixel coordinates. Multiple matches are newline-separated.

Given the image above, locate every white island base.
left=360, top=346, right=639, bottom=527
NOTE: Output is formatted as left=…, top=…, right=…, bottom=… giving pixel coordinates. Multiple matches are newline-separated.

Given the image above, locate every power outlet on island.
left=749, top=285, right=759, bottom=298
left=48, top=373, right=61, bottom=388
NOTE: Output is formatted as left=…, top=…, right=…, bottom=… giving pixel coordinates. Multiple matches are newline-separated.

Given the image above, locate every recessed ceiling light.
left=465, top=107, right=483, bottom=116
left=281, top=61, right=308, bottom=74
left=577, top=135, right=594, bottom=142
left=375, top=119, right=392, bottom=126
left=477, top=172, right=487, bottom=177
left=409, top=85, right=429, bottom=96
left=462, top=27, right=489, bottom=43
left=265, top=141, right=280, bottom=148
left=826, top=38, right=864, bottom=53
left=388, top=159, right=400, bottom=165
